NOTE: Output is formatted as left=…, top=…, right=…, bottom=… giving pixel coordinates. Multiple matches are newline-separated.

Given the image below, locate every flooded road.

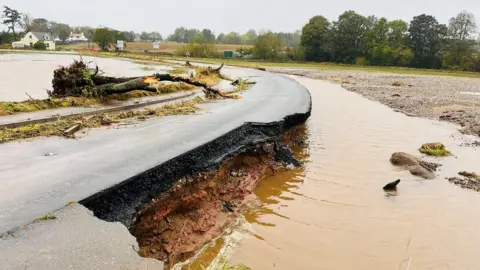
left=228, top=77, right=480, bottom=270
left=0, top=53, right=173, bottom=101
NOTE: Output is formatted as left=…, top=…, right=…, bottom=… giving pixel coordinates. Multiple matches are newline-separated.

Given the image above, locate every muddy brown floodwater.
left=188, top=76, right=480, bottom=270
left=0, top=53, right=173, bottom=101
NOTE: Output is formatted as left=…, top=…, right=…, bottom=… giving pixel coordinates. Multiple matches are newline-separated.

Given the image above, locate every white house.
left=20, top=32, right=56, bottom=50
left=66, top=32, right=88, bottom=42
left=11, top=41, right=25, bottom=48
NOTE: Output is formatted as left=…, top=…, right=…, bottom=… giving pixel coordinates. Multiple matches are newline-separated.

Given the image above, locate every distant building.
left=20, top=32, right=56, bottom=50
left=66, top=32, right=88, bottom=42
left=11, top=41, right=25, bottom=48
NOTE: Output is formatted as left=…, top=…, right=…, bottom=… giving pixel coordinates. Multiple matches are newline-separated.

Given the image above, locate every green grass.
left=75, top=50, right=480, bottom=78
left=224, top=81, right=250, bottom=95
left=201, top=257, right=251, bottom=270
left=4, top=49, right=480, bottom=78
left=163, top=56, right=480, bottom=78
left=419, top=148, right=452, bottom=156
left=140, top=65, right=156, bottom=71
left=0, top=82, right=195, bottom=116
left=0, top=99, right=202, bottom=143
left=157, top=82, right=195, bottom=93
left=36, top=213, right=56, bottom=221
left=208, top=264, right=250, bottom=270
left=0, top=97, right=99, bottom=116
left=169, top=67, right=188, bottom=74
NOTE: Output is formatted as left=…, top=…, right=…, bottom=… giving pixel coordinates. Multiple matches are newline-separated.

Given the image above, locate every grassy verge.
left=193, top=66, right=223, bottom=85
left=60, top=42, right=250, bottom=54
left=0, top=98, right=202, bottom=143
left=4, top=49, right=479, bottom=78
left=0, top=83, right=195, bottom=116
left=224, top=81, right=250, bottom=95
left=36, top=213, right=56, bottom=221
left=163, top=56, right=480, bottom=78
left=169, top=67, right=188, bottom=74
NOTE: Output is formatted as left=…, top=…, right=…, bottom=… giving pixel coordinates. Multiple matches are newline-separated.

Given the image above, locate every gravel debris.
left=273, top=68, right=480, bottom=137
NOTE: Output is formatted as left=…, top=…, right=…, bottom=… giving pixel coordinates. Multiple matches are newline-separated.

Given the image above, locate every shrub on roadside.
left=175, top=42, right=220, bottom=58
left=33, top=41, right=47, bottom=50
left=355, top=56, right=369, bottom=66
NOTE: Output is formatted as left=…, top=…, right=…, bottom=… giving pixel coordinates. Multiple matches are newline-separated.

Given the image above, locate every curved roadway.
left=0, top=65, right=311, bottom=234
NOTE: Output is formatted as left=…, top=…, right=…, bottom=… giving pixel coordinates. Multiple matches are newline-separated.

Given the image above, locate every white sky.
left=1, top=0, right=479, bottom=36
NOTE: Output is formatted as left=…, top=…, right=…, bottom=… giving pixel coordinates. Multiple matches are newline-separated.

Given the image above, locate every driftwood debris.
left=383, top=179, right=401, bottom=190
left=48, top=59, right=231, bottom=99
left=62, top=124, right=81, bottom=137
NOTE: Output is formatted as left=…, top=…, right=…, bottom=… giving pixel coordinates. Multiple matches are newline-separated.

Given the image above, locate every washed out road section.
left=0, top=67, right=311, bottom=234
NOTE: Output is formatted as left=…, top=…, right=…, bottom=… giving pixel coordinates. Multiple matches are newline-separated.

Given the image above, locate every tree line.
left=300, top=10, right=479, bottom=71
left=0, top=6, right=164, bottom=45
left=166, top=27, right=301, bottom=47
left=2, top=5, right=479, bottom=71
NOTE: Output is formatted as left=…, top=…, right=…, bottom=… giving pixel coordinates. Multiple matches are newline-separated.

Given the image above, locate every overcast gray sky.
left=2, top=0, right=479, bottom=36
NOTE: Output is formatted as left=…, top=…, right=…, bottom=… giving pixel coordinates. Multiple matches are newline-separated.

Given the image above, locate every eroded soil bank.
left=78, top=97, right=311, bottom=266
left=272, top=68, right=480, bottom=138
left=131, top=125, right=306, bottom=265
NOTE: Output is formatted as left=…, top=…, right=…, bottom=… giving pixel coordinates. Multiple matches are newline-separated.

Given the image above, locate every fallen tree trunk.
left=154, top=73, right=233, bottom=99
left=49, top=59, right=232, bottom=99
left=91, top=77, right=158, bottom=95
left=91, top=76, right=140, bottom=85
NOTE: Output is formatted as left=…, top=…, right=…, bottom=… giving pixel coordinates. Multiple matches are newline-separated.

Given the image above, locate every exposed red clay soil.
left=130, top=125, right=307, bottom=266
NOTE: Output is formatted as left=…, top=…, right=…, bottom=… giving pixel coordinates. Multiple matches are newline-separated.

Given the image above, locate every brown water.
left=227, top=77, right=480, bottom=270
left=0, top=53, right=173, bottom=101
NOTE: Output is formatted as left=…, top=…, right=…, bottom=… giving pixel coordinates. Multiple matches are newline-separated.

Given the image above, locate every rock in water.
left=409, top=165, right=435, bottom=179
left=390, top=152, right=438, bottom=179
left=459, top=171, right=480, bottom=179
left=390, top=152, right=420, bottom=166
left=383, top=179, right=401, bottom=190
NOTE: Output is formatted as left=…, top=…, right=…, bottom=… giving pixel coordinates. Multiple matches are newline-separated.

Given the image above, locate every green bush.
left=175, top=42, right=220, bottom=58
left=355, top=56, right=369, bottom=65
left=235, top=46, right=253, bottom=55
left=33, top=41, right=47, bottom=50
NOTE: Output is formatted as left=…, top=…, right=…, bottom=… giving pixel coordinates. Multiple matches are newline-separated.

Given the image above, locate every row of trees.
left=1, top=6, right=96, bottom=42
left=166, top=27, right=301, bottom=47
left=1, top=6, right=164, bottom=44
left=300, top=10, right=479, bottom=70
left=2, top=5, right=479, bottom=71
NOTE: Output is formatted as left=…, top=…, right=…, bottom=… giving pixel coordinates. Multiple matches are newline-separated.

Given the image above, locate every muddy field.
left=272, top=68, right=480, bottom=138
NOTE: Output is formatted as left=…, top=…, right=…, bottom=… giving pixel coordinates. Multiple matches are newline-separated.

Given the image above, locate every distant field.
left=60, top=42, right=251, bottom=54
left=164, top=56, right=480, bottom=78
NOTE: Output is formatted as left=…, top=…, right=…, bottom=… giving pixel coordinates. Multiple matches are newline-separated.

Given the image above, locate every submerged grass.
left=419, top=143, right=452, bottom=156
left=163, top=56, right=480, bottom=78
left=205, top=264, right=251, bottom=270
left=36, top=213, right=56, bottom=221
left=0, top=83, right=195, bottom=116
left=224, top=81, right=250, bottom=95
left=140, top=65, right=157, bottom=71
left=158, top=82, right=195, bottom=94
left=200, top=257, right=251, bottom=270
left=193, top=66, right=222, bottom=85
left=0, top=98, right=202, bottom=143
left=169, top=67, right=188, bottom=74
left=0, top=97, right=99, bottom=116
left=419, top=148, right=452, bottom=156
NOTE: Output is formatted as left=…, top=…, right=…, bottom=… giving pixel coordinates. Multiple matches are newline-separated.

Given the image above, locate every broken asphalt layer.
left=0, top=66, right=311, bottom=234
